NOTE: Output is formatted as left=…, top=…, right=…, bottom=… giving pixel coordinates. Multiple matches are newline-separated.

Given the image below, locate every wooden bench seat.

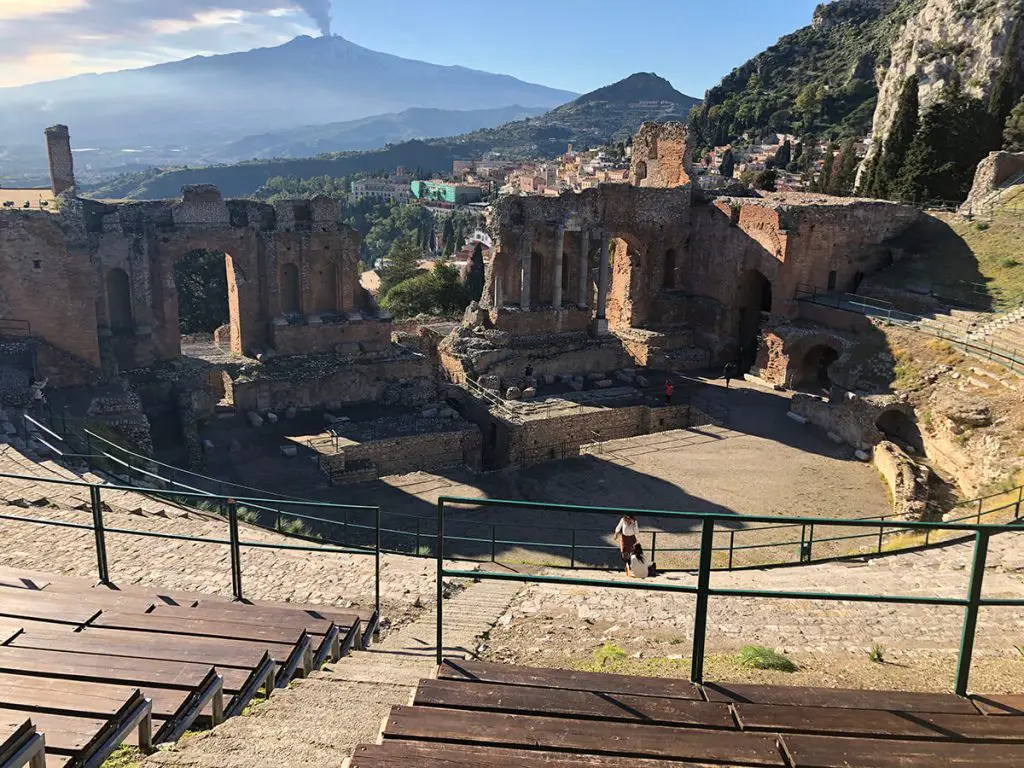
left=436, top=660, right=702, bottom=701
left=382, top=705, right=785, bottom=766
left=736, top=703, right=1024, bottom=741
left=0, top=717, right=45, bottom=768
left=348, top=741, right=722, bottom=767
left=971, top=694, right=1024, bottom=716
left=704, top=682, right=979, bottom=714
left=414, top=678, right=734, bottom=729
left=88, top=610, right=308, bottom=647
left=780, top=733, right=1024, bottom=767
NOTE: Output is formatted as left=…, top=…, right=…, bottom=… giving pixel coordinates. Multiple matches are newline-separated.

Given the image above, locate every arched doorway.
left=794, top=344, right=839, bottom=393
left=737, top=269, right=773, bottom=371
left=106, top=268, right=133, bottom=333
left=173, top=250, right=229, bottom=334
left=877, top=409, right=924, bottom=454
left=663, top=248, right=677, bottom=289
left=280, top=263, right=301, bottom=315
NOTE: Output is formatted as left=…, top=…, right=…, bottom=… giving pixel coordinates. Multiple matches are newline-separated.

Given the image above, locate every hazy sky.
left=0, top=0, right=826, bottom=93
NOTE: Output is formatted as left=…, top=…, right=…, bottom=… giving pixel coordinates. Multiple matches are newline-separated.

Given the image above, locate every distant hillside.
left=88, top=73, right=700, bottom=200
left=222, top=105, right=548, bottom=161
left=443, top=73, right=700, bottom=160
left=690, top=0, right=923, bottom=149
left=0, top=34, right=575, bottom=175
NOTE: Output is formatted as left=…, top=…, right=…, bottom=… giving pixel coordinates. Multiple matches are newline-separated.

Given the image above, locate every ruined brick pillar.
left=519, top=235, right=532, bottom=310
left=596, top=231, right=610, bottom=323
left=578, top=229, right=590, bottom=307
left=552, top=225, right=565, bottom=308
left=45, top=124, right=76, bottom=196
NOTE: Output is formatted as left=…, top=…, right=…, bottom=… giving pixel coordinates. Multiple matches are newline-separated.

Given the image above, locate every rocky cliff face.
left=812, top=0, right=901, bottom=30
left=865, top=0, right=1024, bottom=165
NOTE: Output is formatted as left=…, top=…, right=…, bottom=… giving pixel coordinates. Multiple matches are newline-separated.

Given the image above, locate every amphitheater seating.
left=0, top=566, right=367, bottom=767
left=346, top=660, right=1024, bottom=768
left=0, top=718, right=45, bottom=768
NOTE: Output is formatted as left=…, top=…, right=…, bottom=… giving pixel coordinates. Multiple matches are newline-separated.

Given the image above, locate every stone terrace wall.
left=873, top=439, right=930, bottom=519
left=323, top=426, right=482, bottom=477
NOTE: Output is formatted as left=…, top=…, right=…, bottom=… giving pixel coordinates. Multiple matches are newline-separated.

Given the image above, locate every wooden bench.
left=9, top=629, right=275, bottom=718
left=0, top=718, right=45, bottom=768
left=195, top=598, right=379, bottom=649
left=348, top=660, right=1024, bottom=768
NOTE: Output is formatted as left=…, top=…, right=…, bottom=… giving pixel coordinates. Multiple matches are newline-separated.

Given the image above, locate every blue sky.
left=0, top=0, right=826, bottom=92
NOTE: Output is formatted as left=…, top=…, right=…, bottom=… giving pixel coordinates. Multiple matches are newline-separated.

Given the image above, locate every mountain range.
left=0, top=34, right=575, bottom=181
left=88, top=73, right=701, bottom=200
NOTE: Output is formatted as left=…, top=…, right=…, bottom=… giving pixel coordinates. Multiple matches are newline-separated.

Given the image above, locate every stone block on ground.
left=595, top=379, right=614, bottom=389
left=285, top=407, right=297, bottom=419
left=522, top=387, right=537, bottom=399
left=569, top=380, right=584, bottom=391
left=478, top=375, right=501, bottom=391
left=635, top=375, right=650, bottom=387
left=587, top=372, right=605, bottom=381
left=505, top=386, right=522, bottom=400
left=202, top=439, right=215, bottom=451
left=265, top=412, right=279, bottom=424
left=421, top=408, right=439, bottom=418
left=246, top=411, right=264, bottom=428
left=279, top=445, right=298, bottom=458
left=543, top=374, right=556, bottom=385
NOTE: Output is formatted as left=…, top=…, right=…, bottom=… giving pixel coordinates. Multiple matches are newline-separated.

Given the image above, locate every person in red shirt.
left=663, top=379, right=674, bottom=405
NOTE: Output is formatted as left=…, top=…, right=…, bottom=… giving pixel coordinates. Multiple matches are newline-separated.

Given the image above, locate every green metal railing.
left=0, top=469, right=381, bottom=621
left=38, top=416, right=1022, bottom=573
left=434, top=497, right=1024, bottom=697
left=796, top=287, right=1024, bottom=373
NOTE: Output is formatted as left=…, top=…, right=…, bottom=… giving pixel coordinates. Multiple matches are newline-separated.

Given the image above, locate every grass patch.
left=892, top=350, right=920, bottom=388
left=868, top=644, right=886, bottom=664
left=592, top=643, right=627, bottom=667
left=737, top=645, right=797, bottom=673
left=101, top=745, right=142, bottom=768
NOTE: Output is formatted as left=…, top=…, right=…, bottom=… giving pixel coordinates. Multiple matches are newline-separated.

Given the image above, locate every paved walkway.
left=145, top=578, right=522, bottom=767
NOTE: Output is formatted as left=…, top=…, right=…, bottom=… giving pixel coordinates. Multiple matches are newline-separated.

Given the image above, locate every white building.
left=350, top=178, right=411, bottom=205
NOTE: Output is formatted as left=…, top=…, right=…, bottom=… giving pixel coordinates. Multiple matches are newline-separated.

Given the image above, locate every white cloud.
left=0, top=1, right=322, bottom=87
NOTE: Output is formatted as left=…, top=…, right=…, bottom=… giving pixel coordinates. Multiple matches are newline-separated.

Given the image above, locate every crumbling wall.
left=322, top=425, right=482, bottom=478
left=630, top=121, right=694, bottom=190
left=961, top=151, right=1024, bottom=214
left=873, top=440, right=930, bottom=520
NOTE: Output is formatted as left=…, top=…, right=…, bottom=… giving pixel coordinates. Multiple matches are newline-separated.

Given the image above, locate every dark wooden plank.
left=0, top=707, right=106, bottom=754
left=0, top=592, right=99, bottom=625
left=704, top=682, right=979, bottom=715
left=150, top=603, right=342, bottom=637
left=382, top=705, right=784, bottom=765
left=0, top=566, right=92, bottom=592
left=216, top=598, right=376, bottom=623
left=0, top=672, right=190, bottom=719
left=350, top=741, right=729, bottom=767
left=11, top=626, right=270, bottom=669
left=414, top=678, right=735, bottom=729
left=0, top=645, right=251, bottom=693
left=736, top=703, right=1024, bottom=741
left=437, top=660, right=701, bottom=701
left=781, top=733, right=1024, bottom=767
left=90, top=610, right=306, bottom=645
left=971, top=694, right=1024, bottom=716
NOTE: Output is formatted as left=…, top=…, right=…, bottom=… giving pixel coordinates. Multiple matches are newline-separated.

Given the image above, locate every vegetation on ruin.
left=173, top=249, right=230, bottom=334
left=688, top=0, right=924, bottom=151
left=381, top=261, right=468, bottom=319
left=738, top=645, right=798, bottom=672
left=100, top=745, right=142, bottom=768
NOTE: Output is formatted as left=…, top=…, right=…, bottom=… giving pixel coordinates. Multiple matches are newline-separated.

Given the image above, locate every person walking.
left=28, top=377, right=47, bottom=411
left=613, top=514, right=640, bottom=575
left=723, top=361, right=736, bottom=389
left=663, top=379, right=674, bottom=405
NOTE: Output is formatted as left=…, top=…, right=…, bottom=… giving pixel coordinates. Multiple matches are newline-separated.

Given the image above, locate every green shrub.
left=738, top=645, right=797, bottom=672
left=868, top=644, right=886, bottom=663
left=593, top=643, right=627, bottom=667
left=1000, top=257, right=1020, bottom=268
left=975, top=221, right=990, bottom=231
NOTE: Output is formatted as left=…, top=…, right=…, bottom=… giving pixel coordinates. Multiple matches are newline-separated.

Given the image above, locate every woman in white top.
left=630, top=542, right=649, bottom=579
left=613, top=515, right=640, bottom=575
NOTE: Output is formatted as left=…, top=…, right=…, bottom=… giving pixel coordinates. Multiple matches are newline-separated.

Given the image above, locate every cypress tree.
left=720, top=148, right=735, bottom=179
left=832, top=139, right=859, bottom=196
left=817, top=147, right=835, bottom=193
left=1005, top=96, right=1024, bottom=150
left=775, top=140, right=792, bottom=169
left=875, top=76, right=920, bottom=199
left=858, top=140, right=882, bottom=196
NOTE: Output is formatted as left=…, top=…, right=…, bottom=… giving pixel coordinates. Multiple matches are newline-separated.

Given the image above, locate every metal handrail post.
left=728, top=530, right=735, bottom=570
left=226, top=499, right=243, bottom=601
left=90, top=485, right=110, bottom=585
left=435, top=499, right=445, bottom=666
left=954, top=529, right=990, bottom=697
left=374, top=506, right=381, bottom=635
left=689, top=519, right=715, bottom=685
left=807, top=524, right=814, bottom=562
left=491, top=526, right=496, bottom=563
left=570, top=529, right=576, bottom=568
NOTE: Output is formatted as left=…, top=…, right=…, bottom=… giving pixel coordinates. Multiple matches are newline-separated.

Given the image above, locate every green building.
left=410, top=180, right=483, bottom=205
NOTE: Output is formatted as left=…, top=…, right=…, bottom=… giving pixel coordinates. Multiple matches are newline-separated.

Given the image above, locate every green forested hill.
left=689, top=0, right=923, bottom=150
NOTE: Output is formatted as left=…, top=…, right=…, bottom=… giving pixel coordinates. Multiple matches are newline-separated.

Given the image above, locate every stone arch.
left=606, top=231, right=647, bottom=328
left=736, top=269, right=774, bottom=370
left=173, top=249, right=230, bottom=334
left=634, top=161, right=648, bottom=184
left=280, top=262, right=301, bottom=315
left=106, top=268, right=133, bottom=332
left=793, top=343, right=840, bottom=392
left=876, top=409, right=924, bottom=454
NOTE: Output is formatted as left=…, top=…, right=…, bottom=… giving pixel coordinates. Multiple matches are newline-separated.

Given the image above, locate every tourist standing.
left=663, top=379, right=674, bottom=405
left=613, top=514, right=640, bottom=575
left=28, top=377, right=47, bottom=410
left=723, top=362, right=736, bottom=389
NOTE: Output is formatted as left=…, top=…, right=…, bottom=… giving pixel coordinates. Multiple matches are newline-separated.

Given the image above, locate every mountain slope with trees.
left=689, top=0, right=924, bottom=151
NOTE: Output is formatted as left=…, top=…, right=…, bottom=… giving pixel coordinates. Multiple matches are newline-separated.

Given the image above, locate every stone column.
left=593, top=230, right=610, bottom=334
left=519, top=235, right=532, bottom=310
left=578, top=229, right=590, bottom=307
left=552, top=225, right=565, bottom=308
